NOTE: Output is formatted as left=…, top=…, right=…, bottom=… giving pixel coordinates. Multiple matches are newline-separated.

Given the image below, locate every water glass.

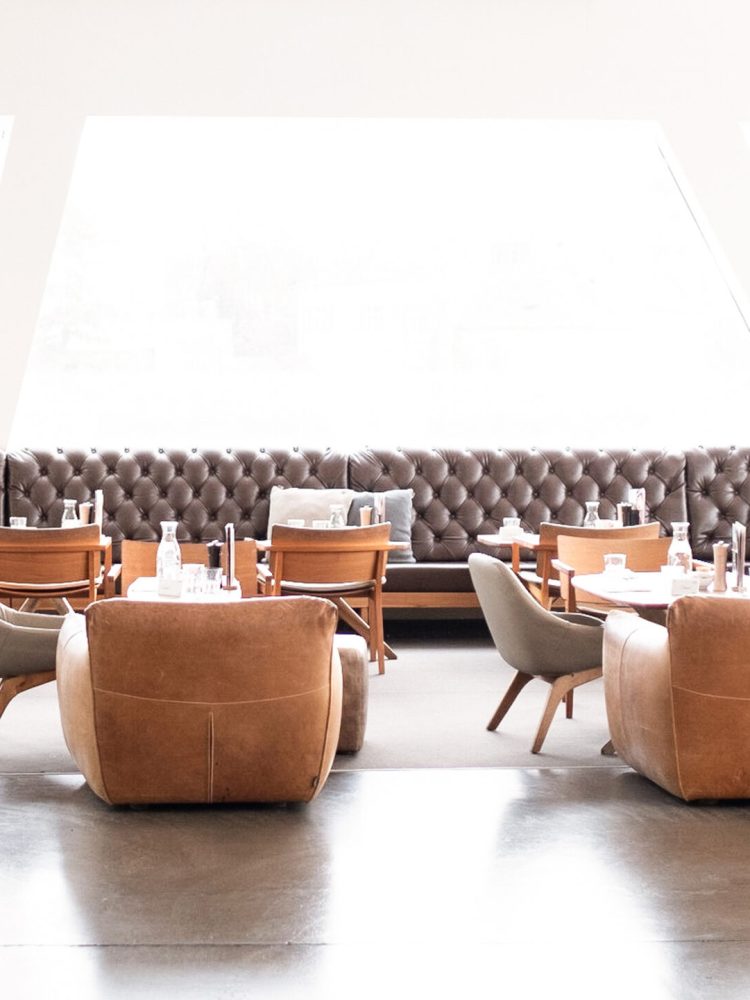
left=603, top=553, right=627, bottom=576
left=204, top=567, right=222, bottom=594
left=183, top=564, right=207, bottom=595
left=9, top=516, right=27, bottom=528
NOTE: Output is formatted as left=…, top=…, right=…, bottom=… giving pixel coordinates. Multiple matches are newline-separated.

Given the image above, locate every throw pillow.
left=267, top=486, right=355, bottom=530
left=348, top=489, right=416, bottom=563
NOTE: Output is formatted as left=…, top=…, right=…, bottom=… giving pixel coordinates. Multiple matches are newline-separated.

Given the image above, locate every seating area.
left=6, top=4, right=750, bottom=994
left=2, top=444, right=749, bottom=611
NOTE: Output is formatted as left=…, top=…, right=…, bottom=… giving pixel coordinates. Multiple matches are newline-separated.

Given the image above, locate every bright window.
left=0, top=117, right=12, bottom=178
left=11, top=118, right=749, bottom=447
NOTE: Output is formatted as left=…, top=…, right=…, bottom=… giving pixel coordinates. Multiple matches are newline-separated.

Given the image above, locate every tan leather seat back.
left=61, top=596, right=341, bottom=805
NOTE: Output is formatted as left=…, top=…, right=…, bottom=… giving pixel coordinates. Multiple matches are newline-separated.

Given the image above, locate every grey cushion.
left=348, top=490, right=415, bottom=563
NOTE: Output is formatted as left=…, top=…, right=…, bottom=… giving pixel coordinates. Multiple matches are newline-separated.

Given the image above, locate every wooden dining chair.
left=512, top=520, right=662, bottom=609
left=555, top=534, right=673, bottom=613
left=0, top=524, right=113, bottom=613
left=258, top=523, right=392, bottom=674
left=120, top=539, right=259, bottom=597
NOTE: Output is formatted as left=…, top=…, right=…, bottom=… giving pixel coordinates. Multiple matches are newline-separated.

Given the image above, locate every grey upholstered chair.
left=469, top=553, right=604, bottom=753
left=0, top=605, right=65, bottom=722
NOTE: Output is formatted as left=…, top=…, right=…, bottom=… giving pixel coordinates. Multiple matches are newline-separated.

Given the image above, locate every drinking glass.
left=9, top=517, right=27, bottom=528
left=603, top=553, right=626, bottom=576
left=182, top=564, right=206, bottom=595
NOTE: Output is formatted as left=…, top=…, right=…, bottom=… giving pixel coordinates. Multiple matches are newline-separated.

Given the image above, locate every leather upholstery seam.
left=90, top=685, right=330, bottom=706
left=671, top=685, right=750, bottom=702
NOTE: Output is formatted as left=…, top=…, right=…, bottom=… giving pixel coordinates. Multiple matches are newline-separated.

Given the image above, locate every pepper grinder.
left=712, top=542, right=728, bottom=593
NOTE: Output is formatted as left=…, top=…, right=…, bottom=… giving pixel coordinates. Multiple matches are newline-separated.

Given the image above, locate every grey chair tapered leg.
left=532, top=668, right=603, bottom=754
left=0, top=671, right=56, bottom=721
left=487, top=671, right=534, bottom=731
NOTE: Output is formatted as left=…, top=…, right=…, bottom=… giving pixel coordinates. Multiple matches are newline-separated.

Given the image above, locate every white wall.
left=1, top=0, right=750, bottom=447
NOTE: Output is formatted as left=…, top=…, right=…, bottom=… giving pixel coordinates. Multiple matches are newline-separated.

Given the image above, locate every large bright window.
left=0, top=117, right=12, bottom=178
left=11, top=118, right=749, bottom=447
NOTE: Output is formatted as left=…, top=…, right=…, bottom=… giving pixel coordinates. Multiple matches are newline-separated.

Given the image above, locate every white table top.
left=127, top=576, right=243, bottom=603
left=572, top=571, right=750, bottom=610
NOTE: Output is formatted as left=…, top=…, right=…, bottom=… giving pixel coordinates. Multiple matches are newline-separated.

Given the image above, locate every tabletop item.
left=732, top=522, right=747, bottom=593
left=583, top=501, right=599, bottom=528
left=78, top=501, right=93, bottom=525
left=629, top=487, right=647, bottom=524
left=206, top=539, right=223, bottom=568
left=603, top=552, right=627, bottom=576
left=157, top=521, right=182, bottom=597
left=372, top=493, right=387, bottom=525
left=224, top=523, right=238, bottom=590
left=93, top=489, right=104, bottom=528
left=713, top=542, right=728, bottom=593
left=127, top=576, right=242, bottom=602
left=359, top=505, right=373, bottom=526
left=61, top=499, right=80, bottom=527
left=9, top=517, right=27, bottom=528
left=328, top=504, right=346, bottom=528
left=668, top=521, right=692, bottom=575
left=182, top=563, right=207, bottom=595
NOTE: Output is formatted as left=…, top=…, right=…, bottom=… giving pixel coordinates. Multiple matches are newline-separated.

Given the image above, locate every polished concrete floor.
left=2, top=765, right=750, bottom=998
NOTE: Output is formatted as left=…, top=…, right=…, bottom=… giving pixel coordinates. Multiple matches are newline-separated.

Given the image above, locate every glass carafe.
left=60, top=498, right=80, bottom=527
left=157, top=520, right=182, bottom=596
left=329, top=504, right=346, bottom=529
left=668, top=521, right=692, bottom=575
left=583, top=501, right=599, bottom=528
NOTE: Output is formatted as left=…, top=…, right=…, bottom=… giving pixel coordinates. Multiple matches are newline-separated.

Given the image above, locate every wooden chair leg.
left=487, top=671, right=534, bottom=731
left=532, top=668, right=602, bottom=754
left=565, top=690, right=574, bottom=718
left=0, top=670, right=56, bottom=722
left=336, top=600, right=397, bottom=662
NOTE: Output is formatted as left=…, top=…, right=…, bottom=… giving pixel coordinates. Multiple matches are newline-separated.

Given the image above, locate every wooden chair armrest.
left=104, top=563, right=122, bottom=598
left=511, top=541, right=522, bottom=574
left=552, top=559, right=577, bottom=612
left=256, top=563, right=273, bottom=596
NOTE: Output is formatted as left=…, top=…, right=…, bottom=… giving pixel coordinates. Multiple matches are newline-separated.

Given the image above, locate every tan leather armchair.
left=604, top=597, right=750, bottom=800
left=56, top=596, right=342, bottom=805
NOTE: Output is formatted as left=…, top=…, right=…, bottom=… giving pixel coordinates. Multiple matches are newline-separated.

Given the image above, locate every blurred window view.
left=11, top=118, right=749, bottom=447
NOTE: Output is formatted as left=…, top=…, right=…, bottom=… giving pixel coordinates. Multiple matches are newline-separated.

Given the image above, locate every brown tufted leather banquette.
left=2, top=446, right=747, bottom=608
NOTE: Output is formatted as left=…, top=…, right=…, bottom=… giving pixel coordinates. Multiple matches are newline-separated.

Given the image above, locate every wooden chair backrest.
left=268, top=524, right=391, bottom=587
left=556, top=534, right=672, bottom=575
left=0, top=525, right=104, bottom=592
left=120, top=539, right=258, bottom=597
left=536, top=520, right=661, bottom=579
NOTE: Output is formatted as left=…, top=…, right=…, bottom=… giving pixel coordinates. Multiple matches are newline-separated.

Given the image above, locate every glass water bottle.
left=60, top=499, right=80, bottom=527
left=583, top=501, right=599, bottom=528
left=157, top=520, right=182, bottom=596
left=668, top=521, right=692, bottom=575
left=329, top=504, right=346, bottom=528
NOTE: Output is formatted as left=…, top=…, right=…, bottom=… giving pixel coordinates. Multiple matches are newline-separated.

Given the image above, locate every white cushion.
left=267, top=486, right=355, bottom=529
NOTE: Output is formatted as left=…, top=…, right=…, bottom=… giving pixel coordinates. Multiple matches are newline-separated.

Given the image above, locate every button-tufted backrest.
left=349, top=447, right=688, bottom=562
left=6, top=447, right=348, bottom=560
left=685, top=447, right=750, bottom=560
